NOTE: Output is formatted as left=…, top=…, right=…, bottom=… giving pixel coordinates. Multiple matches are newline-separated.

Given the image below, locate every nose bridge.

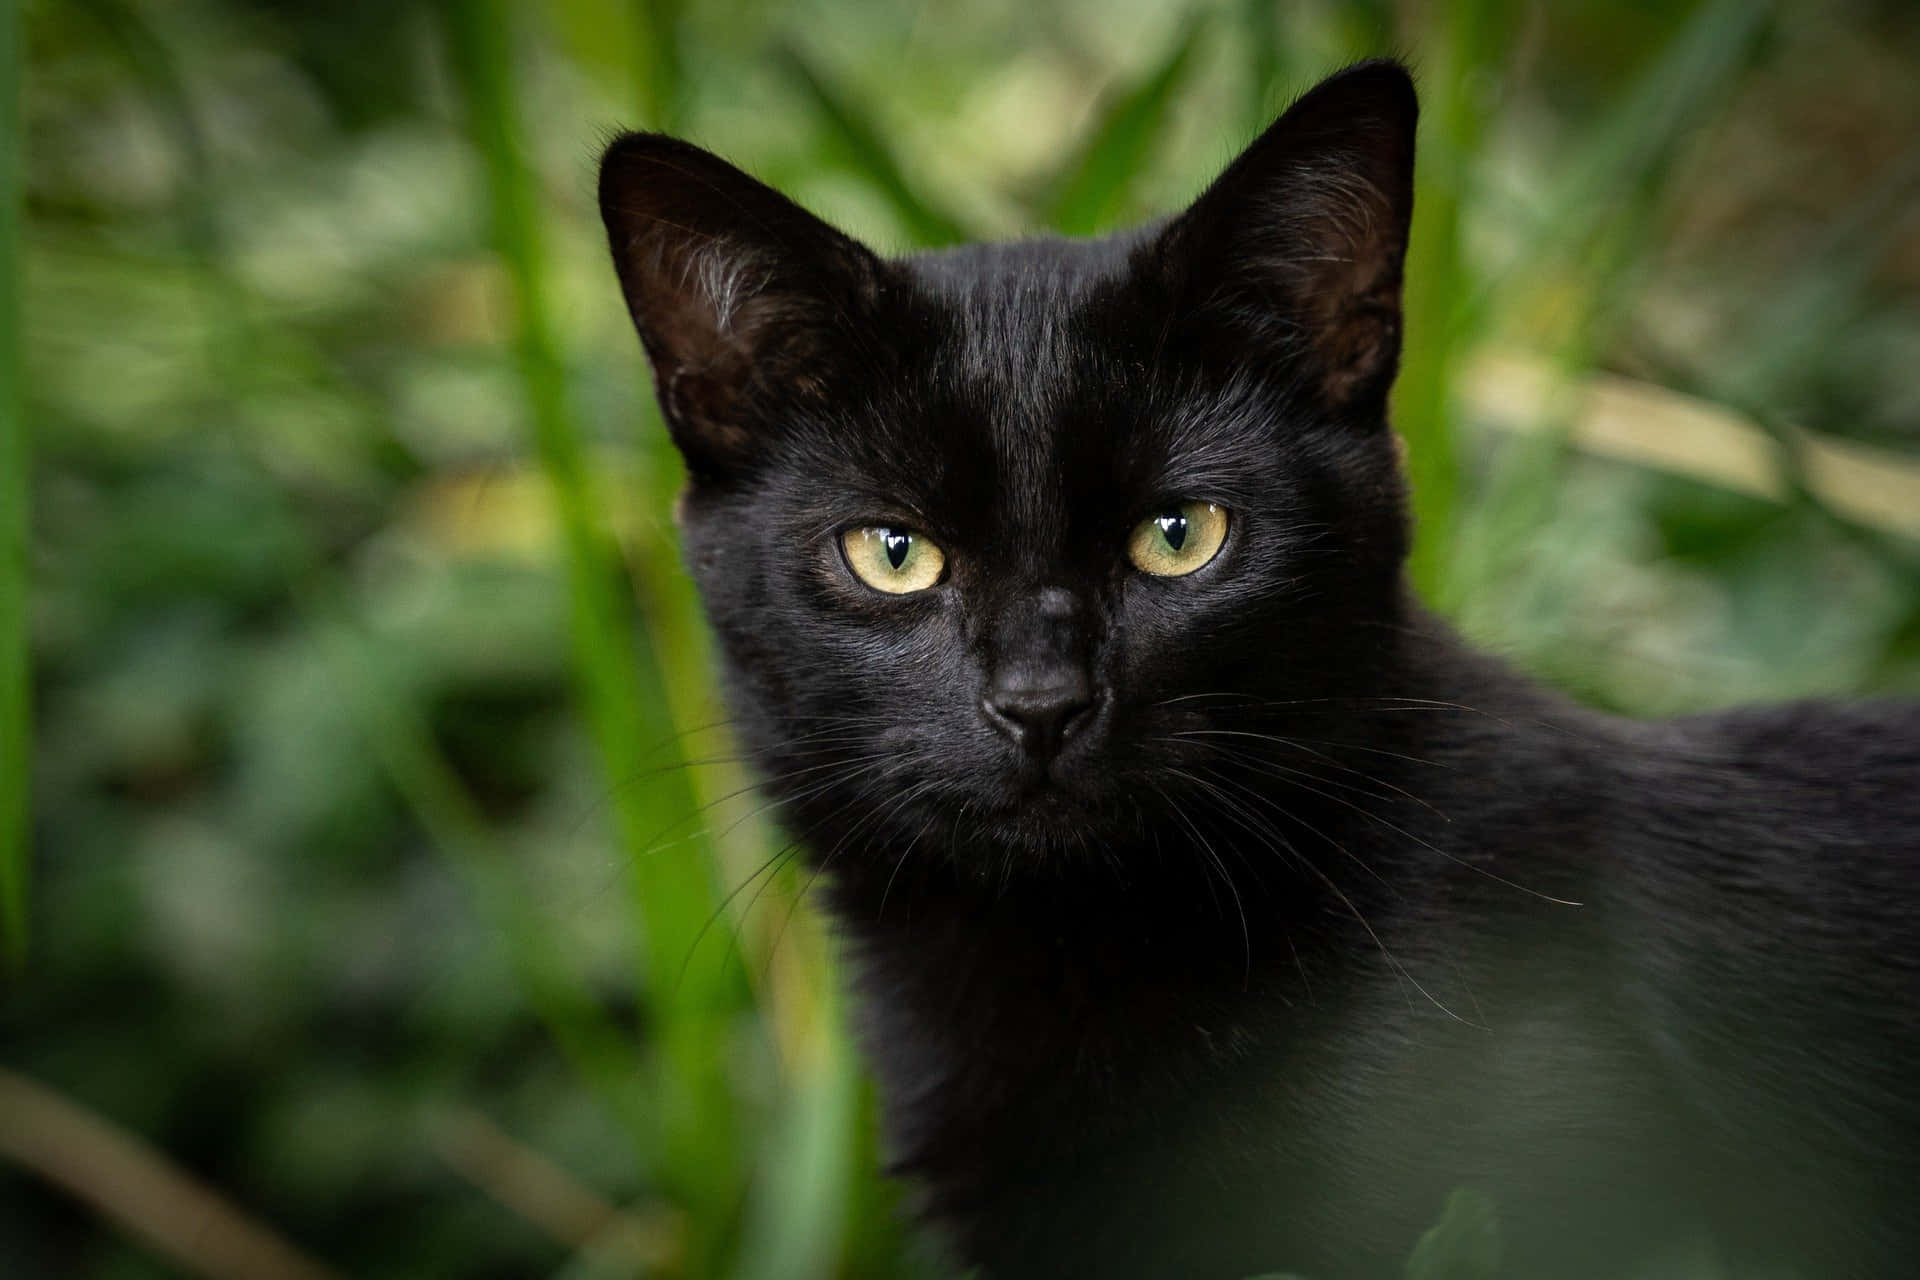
left=989, top=585, right=1086, bottom=674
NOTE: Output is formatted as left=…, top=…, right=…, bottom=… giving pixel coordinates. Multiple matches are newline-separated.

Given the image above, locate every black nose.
left=983, top=672, right=1095, bottom=760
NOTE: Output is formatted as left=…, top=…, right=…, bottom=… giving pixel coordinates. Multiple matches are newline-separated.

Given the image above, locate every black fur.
left=600, top=61, right=1920, bottom=1278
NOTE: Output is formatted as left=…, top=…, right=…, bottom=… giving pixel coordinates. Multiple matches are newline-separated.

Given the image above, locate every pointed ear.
left=599, top=134, right=885, bottom=479
left=1152, top=60, right=1417, bottom=417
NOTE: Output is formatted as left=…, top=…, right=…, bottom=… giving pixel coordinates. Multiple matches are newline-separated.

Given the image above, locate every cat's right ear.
left=599, top=134, right=885, bottom=479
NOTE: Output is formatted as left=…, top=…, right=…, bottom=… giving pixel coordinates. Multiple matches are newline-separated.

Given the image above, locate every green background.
left=3, top=0, right=1917, bottom=1276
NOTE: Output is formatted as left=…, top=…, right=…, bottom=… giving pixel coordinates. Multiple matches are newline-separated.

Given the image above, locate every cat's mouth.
left=955, top=758, right=1136, bottom=852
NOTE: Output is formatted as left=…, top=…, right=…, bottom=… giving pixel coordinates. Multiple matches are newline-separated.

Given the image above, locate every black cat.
left=599, top=61, right=1920, bottom=1279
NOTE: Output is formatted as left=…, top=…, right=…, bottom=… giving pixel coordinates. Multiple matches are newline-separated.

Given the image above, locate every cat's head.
left=600, top=62, right=1418, bottom=870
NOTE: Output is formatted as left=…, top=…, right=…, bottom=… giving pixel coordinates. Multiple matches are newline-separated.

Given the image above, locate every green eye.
left=1127, top=501, right=1229, bottom=577
left=842, top=526, right=946, bottom=594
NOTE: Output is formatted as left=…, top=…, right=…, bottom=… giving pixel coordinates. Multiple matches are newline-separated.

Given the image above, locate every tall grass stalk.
left=0, top=0, right=29, bottom=969
left=781, top=44, right=973, bottom=248
left=1043, top=16, right=1206, bottom=237
left=633, top=0, right=684, bottom=130
left=1240, top=0, right=1282, bottom=135
left=1394, top=0, right=1505, bottom=605
left=729, top=933, right=863, bottom=1280
left=442, top=2, right=743, bottom=1262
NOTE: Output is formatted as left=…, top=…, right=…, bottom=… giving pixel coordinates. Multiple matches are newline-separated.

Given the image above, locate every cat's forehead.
left=879, top=237, right=1158, bottom=536
left=903, top=233, right=1145, bottom=345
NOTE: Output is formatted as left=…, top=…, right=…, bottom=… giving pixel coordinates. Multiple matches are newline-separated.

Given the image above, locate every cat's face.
left=602, top=63, right=1418, bottom=866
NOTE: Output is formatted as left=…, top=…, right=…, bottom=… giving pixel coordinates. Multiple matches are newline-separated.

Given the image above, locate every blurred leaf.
left=1395, top=0, right=1510, bottom=602
left=834, top=1075, right=923, bottom=1279
left=779, top=44, right=973, bottom=248
left=0, top=0, right=24, bottom=968
left=70, top=0, right=274, bottom=462
left=545, top=0, right=658, bottom=125
left=550, top=0, right=686, bottom=129
left=263, top=0, right=426, bottom=130
left=1240, top=0, right=1281, bottom=135
left=730, top=971, right=862, bottom=1280
left=1404, top=1188, right=1503, bottom=1280
left=1871, top=593, right=1920, bottom=690
left=71, top=0, right=216, bottom=249
left=1627, top=145, right=1920, bottom=604
left=1427, top=0, right=1773, bottom=604
left=1717, top=143, right=1920, bottom=413
left=634, top=0, right=686, bottom=131
left=71, top=0, right=201, bottom=153
left=1447, top=204, right=1667, bottom=607
left=313, top=595, right=655, bottom=1169
left=1042, top=16, right=1206, bottom=237
left=1469, top=0, right=1774, bottom=333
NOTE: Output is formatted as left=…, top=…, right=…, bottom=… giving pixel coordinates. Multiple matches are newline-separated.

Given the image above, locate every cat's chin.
left=950, top=776, right=1140, bottom=861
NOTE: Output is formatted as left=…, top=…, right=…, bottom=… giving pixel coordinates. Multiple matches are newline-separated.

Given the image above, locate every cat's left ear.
left=1150, top=60, right=1417, bottom=417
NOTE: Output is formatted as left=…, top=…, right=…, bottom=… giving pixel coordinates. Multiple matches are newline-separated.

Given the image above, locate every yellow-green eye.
left=842, top=526, right=946, bottom=594
left=1127, top=501, right=1229, bottom=576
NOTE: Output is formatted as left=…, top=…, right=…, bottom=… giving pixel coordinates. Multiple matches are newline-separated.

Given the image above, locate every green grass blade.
left=442, top=2, right=743, bottom=1263
left=633, top=0, right=685, bottom=130
left=1404, top=1187, right=1504, bottom=1280
left=1042, top=16, right=1206, bottom=237
left=548, top=0, right=683, bottom=130
left=0, top=0, right=26, bottom=970
left=553, top=0, right=685, bottom=128
left=778, top=43, right=973, bottom=248
left=1394, top=0, right=1507, bottom=604
left=728, top=949, right=861, bottom=1280
left=1240, top=0, right=1282, bottom=136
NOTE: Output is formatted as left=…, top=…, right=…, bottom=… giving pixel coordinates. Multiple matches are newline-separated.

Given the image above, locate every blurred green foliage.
left=3, top=0, right=1917, bottom=1276
left=2, top=0, right=29, bottom=969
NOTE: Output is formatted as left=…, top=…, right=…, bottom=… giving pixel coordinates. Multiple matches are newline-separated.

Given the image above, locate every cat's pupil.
left=1157, top=513, right=1188, bottom=551
left=884, top=530, right=911, bottom=570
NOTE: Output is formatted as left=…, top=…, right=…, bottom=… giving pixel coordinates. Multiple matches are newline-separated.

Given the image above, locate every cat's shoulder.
left=1603, top=696, right=1920, bottom=907
left=1619, top=697, right=1920, bottom=914
left=1675, top=696, right=1920, bottom=796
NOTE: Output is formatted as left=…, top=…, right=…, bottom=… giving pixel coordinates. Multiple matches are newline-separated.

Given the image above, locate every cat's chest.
left=845, top=908, right=1282, bottom=1167
left=846, top=906, right=1692, bottom=1278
